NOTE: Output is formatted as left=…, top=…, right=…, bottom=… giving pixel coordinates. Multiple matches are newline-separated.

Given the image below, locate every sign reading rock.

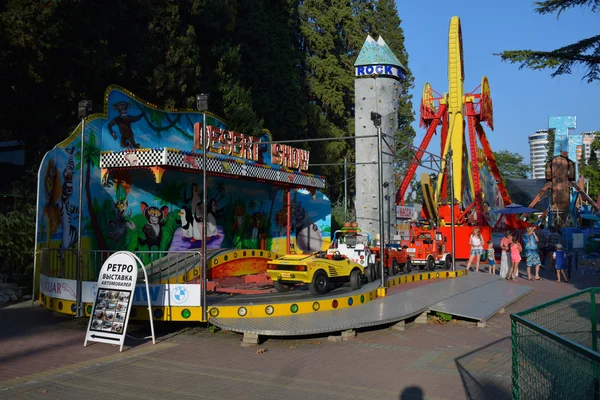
left=85, top=252, right=139, bottom=351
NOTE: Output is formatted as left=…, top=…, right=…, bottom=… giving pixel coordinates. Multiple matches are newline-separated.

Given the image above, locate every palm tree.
left=77, top=132, right=108, bottom=250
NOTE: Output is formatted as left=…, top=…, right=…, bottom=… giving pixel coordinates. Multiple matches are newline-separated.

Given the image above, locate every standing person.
left=500, top=231, right=512, bottom=279
left=466, top=228, right=484, bottom=272
left=537, top=224, right=547, bottom=267
left=524, top=225, right=543, bottom=281
left=487, top=240, right=496, bottom=275
left=546, top=226, right=562, bottom=271
left=509, top=236, right=522, bottom=281
left=553, top=243, right=569, bottom=283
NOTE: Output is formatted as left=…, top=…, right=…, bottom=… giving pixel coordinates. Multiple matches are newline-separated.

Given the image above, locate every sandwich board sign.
left=84, top=251, right=153, bottom=352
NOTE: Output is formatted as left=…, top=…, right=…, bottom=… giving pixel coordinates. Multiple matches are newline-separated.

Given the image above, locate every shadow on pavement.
left=0, top=301, right=69, bottom=341
left=454, top=337, right=512, bottom=400
left=399, top=386, right=424, bottom=399
left=0, top=300, right=200, bottom=369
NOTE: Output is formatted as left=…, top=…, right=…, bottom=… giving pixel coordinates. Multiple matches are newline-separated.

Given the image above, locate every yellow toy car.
left=267, top=251, right=365, bottom=295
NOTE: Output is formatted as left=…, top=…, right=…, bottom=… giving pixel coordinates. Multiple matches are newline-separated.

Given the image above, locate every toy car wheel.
left=375, top=261, right=382, bottom=279
left=309, top=270, right=330, bottom=295
left=427, top=256, right=435, bottom=271
left=350, top=269, right=362, bottom=290
left=390, top=258, right=399, bottom=276
left=444, top=255, right=452, bottom=270
left=274, top=281, right=293, bottom=292
left=405, top=258, right=411, bottom=273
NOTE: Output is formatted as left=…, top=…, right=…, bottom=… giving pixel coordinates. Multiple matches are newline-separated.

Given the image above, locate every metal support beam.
left=377, top=125, right=385, bottom=287
left=76, top=117, right=85, bottom=317
left=466, top=102, right=483, bottom=225
left=286, top=190, right=291, bottom=253
left=397, top=103, right=447, bottom=205
left=344, top=157, right=348, bottom=221
left=202, top=113, right=208, bottom=323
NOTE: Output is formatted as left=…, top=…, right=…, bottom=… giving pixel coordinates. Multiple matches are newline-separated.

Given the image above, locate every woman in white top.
left=466, top=227, right=484, bottom=272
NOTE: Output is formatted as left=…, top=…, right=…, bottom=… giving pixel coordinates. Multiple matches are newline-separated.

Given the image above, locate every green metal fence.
left=511, top=289, right=600, bottom=399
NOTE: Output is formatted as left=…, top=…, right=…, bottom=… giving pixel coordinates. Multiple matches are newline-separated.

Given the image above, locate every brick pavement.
left=0, top=264, right=595, bottom=400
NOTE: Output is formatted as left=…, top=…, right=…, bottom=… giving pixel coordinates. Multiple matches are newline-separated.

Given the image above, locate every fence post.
left=593, top=290, right=598, bottom=352
left=76, top=250, right=83, bottom=317
left=511, top=318, right=519, bottom=400
left=592, top=289, right=599, bottom=399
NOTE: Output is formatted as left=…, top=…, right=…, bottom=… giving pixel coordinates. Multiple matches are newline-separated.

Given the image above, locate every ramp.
left=209, top=272, right=532, bottom=336
left=428, top=275, right=533, bottom=324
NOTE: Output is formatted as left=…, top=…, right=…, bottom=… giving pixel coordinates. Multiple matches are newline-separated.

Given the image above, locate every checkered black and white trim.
left=100, top=149, right=166, bottom=168
left=100, top=148, right=326, bottom=189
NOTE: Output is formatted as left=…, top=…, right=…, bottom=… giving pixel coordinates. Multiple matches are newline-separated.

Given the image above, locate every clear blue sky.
left=396, top=0, right=599, bottom=165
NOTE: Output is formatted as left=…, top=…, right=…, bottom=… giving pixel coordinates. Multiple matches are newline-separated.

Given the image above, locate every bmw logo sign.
left=171, top=286, right=189, bottom=304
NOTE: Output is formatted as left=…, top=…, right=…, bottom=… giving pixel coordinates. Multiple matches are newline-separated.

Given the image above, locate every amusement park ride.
left=396, top=16, right=528, bottom=258
left=36, top=16, right=537, bottom=337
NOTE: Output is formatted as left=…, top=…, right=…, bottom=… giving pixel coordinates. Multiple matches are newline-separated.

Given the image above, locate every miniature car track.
left=207, top=284, right=354, bottom=306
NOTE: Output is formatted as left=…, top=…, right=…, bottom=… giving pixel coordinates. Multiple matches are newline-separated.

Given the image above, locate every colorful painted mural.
left=36, top=86, right=330, bottom=278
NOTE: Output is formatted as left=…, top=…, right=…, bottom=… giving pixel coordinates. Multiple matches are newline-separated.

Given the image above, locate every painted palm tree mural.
left=76, top=131, right=108, bottom=250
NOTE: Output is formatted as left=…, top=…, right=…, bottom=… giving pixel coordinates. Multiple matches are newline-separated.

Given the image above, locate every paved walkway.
left=0, top=264, right=595, bottom=400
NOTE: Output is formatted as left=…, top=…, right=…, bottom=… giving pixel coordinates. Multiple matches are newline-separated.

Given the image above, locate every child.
left=466, top=227, right=484, bottom=272
left=509, top=237, right=522, bottom=281
left=487, top=241, right=496, bottom=275
left=553, top=243, right=568, bottom=283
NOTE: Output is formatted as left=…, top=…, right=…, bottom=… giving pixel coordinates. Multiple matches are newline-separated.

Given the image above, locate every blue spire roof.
left=354, top=36, right=405, bottom=70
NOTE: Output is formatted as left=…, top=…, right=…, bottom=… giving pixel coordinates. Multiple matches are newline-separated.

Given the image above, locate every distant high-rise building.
left=582, top=131, right=597, bottom=163
left=529, top=129, right=549, bottom=179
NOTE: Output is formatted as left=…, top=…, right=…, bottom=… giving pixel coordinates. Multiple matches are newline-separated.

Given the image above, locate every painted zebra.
left=57, top=147, right=79, bottom=278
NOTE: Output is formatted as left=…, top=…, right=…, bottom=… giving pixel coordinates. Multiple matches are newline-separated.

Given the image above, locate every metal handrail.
left=39, top=248, right=206, bottom=315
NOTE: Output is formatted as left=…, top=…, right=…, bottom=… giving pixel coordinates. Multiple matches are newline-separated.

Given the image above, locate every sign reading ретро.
left=85, top=252, right=139, bottom=350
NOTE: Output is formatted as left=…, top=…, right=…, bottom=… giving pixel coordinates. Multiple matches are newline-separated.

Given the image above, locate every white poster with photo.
left=84, top=251, right=139, bottom=352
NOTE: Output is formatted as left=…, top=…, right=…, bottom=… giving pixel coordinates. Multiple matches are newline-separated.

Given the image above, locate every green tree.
left=1, top=0, right=415, bottom=220
left=405, top=180, right=424, bottom=205
left=359, top=0, right=416, bottom=178
left=0, top=170, right=37, bottom=286
left=298, top=0, right=360, bottom=203
left=581, top=135, right=600, bottom=199
left=493, top=150, right=530, bottom=181
left=546, top=128, right=556, bottom=162
left=298, top=0, right=414, bottom=204
left=497, top=0, right=600, bottom=82
left=232, top=0, right=305, bottom=140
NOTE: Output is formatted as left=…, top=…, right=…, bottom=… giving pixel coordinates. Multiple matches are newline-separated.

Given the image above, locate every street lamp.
left=76, top=100, right=92, bottom=317
left=384, top=182, right=391, bottom=247
left=196, top=94, right=209, bottom=323
left=371, top=112, right=385, bottom=288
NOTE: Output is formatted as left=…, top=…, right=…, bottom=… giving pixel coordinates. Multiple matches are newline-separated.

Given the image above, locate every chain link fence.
left=511, top=289, right=600, bottom=399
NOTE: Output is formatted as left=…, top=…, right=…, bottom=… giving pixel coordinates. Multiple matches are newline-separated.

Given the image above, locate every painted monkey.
left=138, top=202, right=169, bottom=250
left=108, top=102, right=144, bottom=149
